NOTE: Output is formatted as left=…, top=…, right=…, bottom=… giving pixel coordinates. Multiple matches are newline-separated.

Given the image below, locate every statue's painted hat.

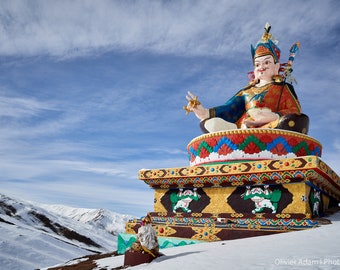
left=251, top=23, right=281, bottom=63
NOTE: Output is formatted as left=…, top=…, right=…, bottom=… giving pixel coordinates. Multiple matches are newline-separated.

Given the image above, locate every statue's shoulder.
left=279, top=82, right=298, bottom=100
left=235, top=83, right=255, bottom=95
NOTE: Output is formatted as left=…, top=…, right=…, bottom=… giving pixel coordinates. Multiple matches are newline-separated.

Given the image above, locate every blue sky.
left=1, top=0, right=339, bottom=217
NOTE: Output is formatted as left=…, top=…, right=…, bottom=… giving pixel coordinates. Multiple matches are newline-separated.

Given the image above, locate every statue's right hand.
left=185, top=91, right=209, bottom=120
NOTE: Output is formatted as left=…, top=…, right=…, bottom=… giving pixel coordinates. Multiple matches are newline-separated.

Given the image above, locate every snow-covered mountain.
left=39, top=204, right=130, bottom=236
left=0, top=193, right=134, bottom=270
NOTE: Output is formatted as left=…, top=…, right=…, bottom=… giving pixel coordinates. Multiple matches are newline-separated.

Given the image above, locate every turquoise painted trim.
left=117, top=233, right=204, bottom=254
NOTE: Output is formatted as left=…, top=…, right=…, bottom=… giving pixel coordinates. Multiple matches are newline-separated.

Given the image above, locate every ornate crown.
left=251, top=23, right=281, bottom=63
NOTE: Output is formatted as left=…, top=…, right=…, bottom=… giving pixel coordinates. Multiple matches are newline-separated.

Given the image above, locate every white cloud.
left=0, top=94, right=84, bottom=141
left=0, top=111, right=84, bottom=139
left=0, top=0, right=338, bottom=58
left=0, top=95, right=55, bottom=117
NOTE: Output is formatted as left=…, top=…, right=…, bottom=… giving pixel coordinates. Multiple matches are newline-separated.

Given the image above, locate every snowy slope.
left=45, top=209, right=340, bottom=270
left=0, top=193, right=133, bottom=270
left=63, top=210, right=339, bottom=270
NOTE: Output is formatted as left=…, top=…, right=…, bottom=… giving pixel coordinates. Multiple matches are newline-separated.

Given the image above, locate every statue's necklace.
left=251, top=83, right=272, bottom=95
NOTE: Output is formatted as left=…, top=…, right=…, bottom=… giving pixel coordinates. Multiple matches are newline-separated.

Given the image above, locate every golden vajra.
left=183, top=95, right=201, bottom=114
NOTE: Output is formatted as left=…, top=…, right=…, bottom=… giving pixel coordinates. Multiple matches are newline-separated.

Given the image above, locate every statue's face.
left=254, top=55, right=280, bottom=82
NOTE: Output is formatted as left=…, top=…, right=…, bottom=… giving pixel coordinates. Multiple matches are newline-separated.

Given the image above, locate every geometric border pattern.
left=187, top=129, right=322, bottom=166
left=139, top=156, right=340, bottom=200
left=125, top=216, right=319, bottom=242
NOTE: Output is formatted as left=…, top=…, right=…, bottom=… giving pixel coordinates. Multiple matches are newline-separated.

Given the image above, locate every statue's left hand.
left=244, top=108, right=279, bottom=127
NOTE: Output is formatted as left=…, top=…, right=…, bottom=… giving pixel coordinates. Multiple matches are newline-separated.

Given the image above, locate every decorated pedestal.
left=123, top=129, right=339, bottom=244
left=188, top=129, right=322, bottom=166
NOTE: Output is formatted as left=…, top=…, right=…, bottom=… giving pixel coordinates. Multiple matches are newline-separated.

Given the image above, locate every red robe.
left=209, top=82, right=301, bottom=129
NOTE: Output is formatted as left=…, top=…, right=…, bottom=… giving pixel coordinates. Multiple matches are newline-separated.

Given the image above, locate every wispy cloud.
left=0, top=95, right=46, bottom=116
left=0, top=1, right=338, bottom=58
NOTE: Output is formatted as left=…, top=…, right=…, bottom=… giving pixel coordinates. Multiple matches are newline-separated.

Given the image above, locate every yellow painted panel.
left=282, top=183, right=308, bottom=214
left=154, top=189, right=167, bottom=212
left=202, top=187, right=237, bottom=213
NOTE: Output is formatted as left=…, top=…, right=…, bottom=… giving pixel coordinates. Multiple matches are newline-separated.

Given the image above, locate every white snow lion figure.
left=242, top=185, right=282, bottom=214
left=170, top=188, right=200, bottom=213
left=311, top=189, right=321, bottom=216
